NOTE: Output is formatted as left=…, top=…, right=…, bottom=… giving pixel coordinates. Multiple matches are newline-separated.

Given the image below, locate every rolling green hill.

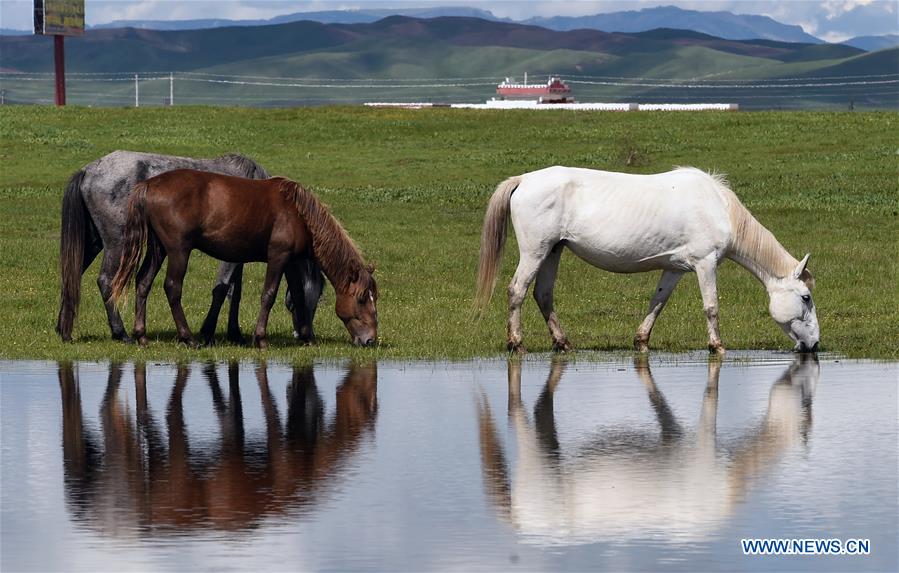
left=1, top=16, right=895, bottom=108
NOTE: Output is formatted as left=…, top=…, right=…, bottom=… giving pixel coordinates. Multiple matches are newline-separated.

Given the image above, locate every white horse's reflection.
left=477, top=356, right=818, bottom=545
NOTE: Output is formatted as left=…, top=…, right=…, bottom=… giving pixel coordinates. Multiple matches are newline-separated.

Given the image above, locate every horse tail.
left=109, top=182, right=149, bottom=306
left=475, top=176, right=521, bottom=312
left=57, top=169, right=89, bottom=341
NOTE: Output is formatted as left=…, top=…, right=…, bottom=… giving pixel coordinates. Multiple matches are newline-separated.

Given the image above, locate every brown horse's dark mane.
left=278, top=179, right=375, bottom=295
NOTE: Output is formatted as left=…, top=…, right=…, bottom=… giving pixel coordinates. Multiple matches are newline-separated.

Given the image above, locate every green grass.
left=0, top=106, right=896, bottom=361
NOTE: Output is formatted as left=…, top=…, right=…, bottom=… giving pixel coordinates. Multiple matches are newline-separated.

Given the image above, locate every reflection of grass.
left=0, top=106, right=896, bottom=360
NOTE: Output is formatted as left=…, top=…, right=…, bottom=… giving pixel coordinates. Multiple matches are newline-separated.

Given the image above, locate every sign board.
left=34, top=0, right=85, bottom=36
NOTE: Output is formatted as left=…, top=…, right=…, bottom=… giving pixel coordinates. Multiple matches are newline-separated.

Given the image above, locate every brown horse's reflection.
left=477, top=356, right=818, bottom=544
left=58, top=361, right=377, bottom=534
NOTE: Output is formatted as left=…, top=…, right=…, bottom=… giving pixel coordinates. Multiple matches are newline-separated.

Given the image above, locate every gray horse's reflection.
left=58, top=361, right=377, bottom=534
left=477, top=356, right=818, bottom=545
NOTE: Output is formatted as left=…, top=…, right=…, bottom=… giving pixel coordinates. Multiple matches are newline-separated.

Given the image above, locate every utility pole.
left=170, top=73, right=174, bottom=106
left=54, top=35, right=65, bottom=105
left=34, top=0, right=84, bottom=106
left=134, top=74, right=139, bottom=107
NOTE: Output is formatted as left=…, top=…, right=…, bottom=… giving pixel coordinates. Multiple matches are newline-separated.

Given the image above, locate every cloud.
left=816, top=0, right=898, bottom=37
left=822, top=0, right=878, bottom=20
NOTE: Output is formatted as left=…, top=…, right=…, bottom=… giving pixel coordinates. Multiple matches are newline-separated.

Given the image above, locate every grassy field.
left=0, top=106, right=896, bottom=361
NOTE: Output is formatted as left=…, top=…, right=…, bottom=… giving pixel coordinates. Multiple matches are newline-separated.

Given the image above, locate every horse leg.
left=695, top=257, right=725, bottom=355
left=634, top=270, right=684, bottom=352
left=82, top=238, right=102, bottom=273
left=288, top=259, right=323, bottom=340
left=507, top=252, right=546, bottom=354
left=162, top=250, right=196, bottom=347
left=284, top=261, right=315, bottom=344
left=697, top=360, right=721, bottom=453
left=533, top=360, right=566, bottom=452
left=634, top=360, right=682, bottom=444
left=200, top=263, right=243, bottom=346
left=533, top=244, right=572, bottom=352
left=97, top=247, right=132, bottom=343
left=226, top=265, right=246, bottom=344
left=133, top=237, right=166, bottom=346
left=252, top=257, right=287, bottom=349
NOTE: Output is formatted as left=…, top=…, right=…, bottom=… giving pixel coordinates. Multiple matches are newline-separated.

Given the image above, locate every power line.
left=3, top=74, right=895, bottom=90
left=3, top=70, right=897, bottom=84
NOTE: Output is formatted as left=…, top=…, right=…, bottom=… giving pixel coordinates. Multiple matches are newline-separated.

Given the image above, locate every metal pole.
left=169, top=73, right=174, bottom=106
left=134, top=74, right=139, bottom=107
left=54, top=35, right=66, bottom=106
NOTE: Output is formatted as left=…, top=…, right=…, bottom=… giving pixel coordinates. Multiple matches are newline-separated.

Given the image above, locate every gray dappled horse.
left=57, top=150, right=323, bottom=344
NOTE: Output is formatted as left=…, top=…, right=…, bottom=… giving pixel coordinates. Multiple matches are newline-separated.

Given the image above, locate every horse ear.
left=792, top=253, right=811, bottom=280
left=366, top=264, right=375, bottom=274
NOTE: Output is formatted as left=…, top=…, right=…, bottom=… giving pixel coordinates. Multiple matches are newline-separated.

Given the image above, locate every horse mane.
left=697, top=169, right=803, bottom=283
left=216, top=153, right=269, bottom=180
left=278, top=179, right=375, bottom=294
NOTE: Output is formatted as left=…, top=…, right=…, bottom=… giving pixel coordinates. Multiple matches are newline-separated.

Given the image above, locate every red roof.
left=497, top=77, right=571, bottom=96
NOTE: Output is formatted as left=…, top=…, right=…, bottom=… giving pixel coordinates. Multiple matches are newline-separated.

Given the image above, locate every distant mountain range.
left=90, top=7, right=506, bottom=31
left=2, top=16, right=870, bottom=74
left=3, top=5, right=897, bottom=50
left=523, top=6, right=821, bottom=43
left=842, top=34, right=899, bottom=52
left=79, top=5, right=893, bottom=49
left=2, top=15, right=895, bottom=109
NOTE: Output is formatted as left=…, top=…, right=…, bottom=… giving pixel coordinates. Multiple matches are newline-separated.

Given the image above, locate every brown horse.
left=109, top=169, right=378, bottom=348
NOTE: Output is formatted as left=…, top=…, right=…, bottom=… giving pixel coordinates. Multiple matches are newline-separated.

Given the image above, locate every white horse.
left=475, top=166, right=820, bottom=353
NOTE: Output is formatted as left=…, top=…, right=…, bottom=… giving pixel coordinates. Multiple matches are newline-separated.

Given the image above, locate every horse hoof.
left=253, top=337, right=268, bottom=350
left=634, top=338, right=650, bottom=353
left=553, top=339, right=573, bottom=353
left=114, top=334, right=133, bottom=344
left=507, top=341, right=526, bottom=355
left=708, top=344, right=726, bottom=356
left=137, top=336, right=149, bottom=347
left=201, top=337, right=216, bottom=348
left=227, top=333, right=247, bottom=346
left=179, top=337, right=199, bottom=349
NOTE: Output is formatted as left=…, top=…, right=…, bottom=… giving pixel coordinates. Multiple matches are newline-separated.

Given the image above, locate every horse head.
left=767, top=254, right=820, bottom=352
left=335, top=265, right=379, bottom=347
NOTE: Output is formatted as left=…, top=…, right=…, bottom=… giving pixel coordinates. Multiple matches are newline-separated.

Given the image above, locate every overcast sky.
left=2, top=1, right=897, bottom=41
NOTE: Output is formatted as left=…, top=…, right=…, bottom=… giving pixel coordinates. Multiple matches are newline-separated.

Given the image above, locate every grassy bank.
left=0, top=106, right=896, bottom=360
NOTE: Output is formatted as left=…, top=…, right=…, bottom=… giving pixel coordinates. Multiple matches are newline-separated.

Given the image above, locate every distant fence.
left=1, top=71, right=896, bottom=109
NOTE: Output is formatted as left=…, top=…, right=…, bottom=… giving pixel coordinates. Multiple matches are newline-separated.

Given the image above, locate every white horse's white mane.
left=674, top=167, right=798, bottom=281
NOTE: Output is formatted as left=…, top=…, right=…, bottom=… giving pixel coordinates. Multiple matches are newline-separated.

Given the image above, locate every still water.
left=1, top=355, right=896, bottom=572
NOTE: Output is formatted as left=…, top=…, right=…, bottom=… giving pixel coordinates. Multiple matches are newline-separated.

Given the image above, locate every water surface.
left=1, top=355, right=896, bottom=571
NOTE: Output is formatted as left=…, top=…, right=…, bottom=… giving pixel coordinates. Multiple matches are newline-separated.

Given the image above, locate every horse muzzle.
left=796, top=341, right=820, bottom=353
left=353, top=336, right=377, bottom=347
